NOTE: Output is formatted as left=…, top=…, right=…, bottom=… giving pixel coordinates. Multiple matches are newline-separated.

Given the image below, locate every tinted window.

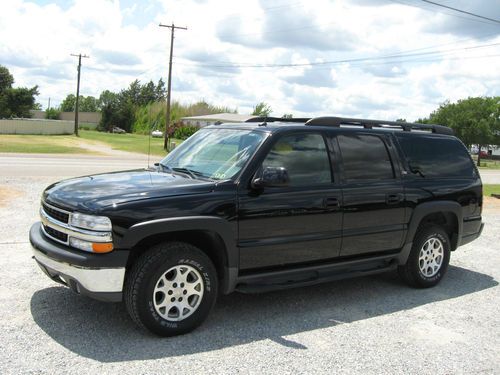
left=396, top=134, right=474, bottom=178
left=262, top=133, right=332, bottom=186
left=338, top=134, right=394, bottom=180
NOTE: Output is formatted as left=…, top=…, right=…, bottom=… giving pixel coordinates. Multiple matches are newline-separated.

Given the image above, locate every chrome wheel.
left=153, top=265, right=204, bottom=322
left=418, top=237, right=444, bottom=277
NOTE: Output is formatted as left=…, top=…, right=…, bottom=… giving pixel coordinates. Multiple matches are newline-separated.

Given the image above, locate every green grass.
left=0, top=131, right=181, bottom=156
left=0, top=134, right=90, bottom=154
left=79, top=130, right=179, bottom=156
left=483, top=184, right=500, bottom=197
left=478, top=159, right=500, bottom=169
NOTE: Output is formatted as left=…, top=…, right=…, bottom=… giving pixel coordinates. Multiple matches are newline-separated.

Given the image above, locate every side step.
left=235, top=257, right=398, bottom=293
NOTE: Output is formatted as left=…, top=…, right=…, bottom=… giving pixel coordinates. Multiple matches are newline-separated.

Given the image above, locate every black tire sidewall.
left=410, top=227, right=450, bottom=286
left=135, top=244, right=218, bottom=336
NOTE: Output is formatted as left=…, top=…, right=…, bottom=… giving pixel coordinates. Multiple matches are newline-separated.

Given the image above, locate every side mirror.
left=252, top=166, right=290, bottom=189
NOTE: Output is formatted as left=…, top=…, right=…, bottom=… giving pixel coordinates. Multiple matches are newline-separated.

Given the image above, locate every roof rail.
left=305, top=116, right=454, bottom=135
left=245, top=117, right=311, bottom=123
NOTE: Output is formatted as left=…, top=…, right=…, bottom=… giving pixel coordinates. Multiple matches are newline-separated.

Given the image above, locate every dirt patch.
left=0, top=186, right=24, bottom=207
left=483, top=196, right=500, bottom=211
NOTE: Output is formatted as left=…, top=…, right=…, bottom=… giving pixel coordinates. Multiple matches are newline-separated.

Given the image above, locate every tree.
left=80, top=96, right=98, bottom=112
left=252, top=102, right=272, bottom=117
left=0, top=65, right=39, bottom=118
left=98, top=90, right=119, bottom=132
left=423, top=97, right=500, bottom=166
left=0, top=86, right=39, bottom=118
left=0, top=65, right=14, bottom=95
left=45, top=107, right=61, bottom=119
left=60, top=94, right=76, bottom=112
left=60, top=94, right=99, bottom=112
left=97, top=79, right=173, bottom=132
left=282, top=113, right=293, bottom=119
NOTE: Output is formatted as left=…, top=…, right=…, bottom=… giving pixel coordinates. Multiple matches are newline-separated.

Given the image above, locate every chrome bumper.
left=32, top=246, right=125, bottom=295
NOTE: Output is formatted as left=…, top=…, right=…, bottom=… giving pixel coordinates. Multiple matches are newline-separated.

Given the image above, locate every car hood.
left=43, top=169, right=216, bottom=212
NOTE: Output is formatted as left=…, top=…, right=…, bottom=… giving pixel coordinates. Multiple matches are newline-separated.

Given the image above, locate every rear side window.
left=338, top=134, right=394, bottom=180
left=396, top=134, right=474, bottom=178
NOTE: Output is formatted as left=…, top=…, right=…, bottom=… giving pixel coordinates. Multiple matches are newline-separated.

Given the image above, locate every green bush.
left=133, top=102, right=165, bottom=134
left=45, top=107, right=61, bottom=119
left=132, top=100, right=237, bottom=135
left=173, top=125, right=198, bottom=140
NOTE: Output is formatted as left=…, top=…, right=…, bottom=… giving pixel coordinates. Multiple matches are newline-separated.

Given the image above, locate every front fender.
left=118, top=216, right=239, bottom=293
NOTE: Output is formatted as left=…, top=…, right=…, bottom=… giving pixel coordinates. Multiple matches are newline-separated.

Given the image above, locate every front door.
left=238, top=131, right=343, bottom=271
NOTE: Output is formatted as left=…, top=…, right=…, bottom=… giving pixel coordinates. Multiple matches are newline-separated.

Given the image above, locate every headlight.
left=70, top=213, right=112, bottom=231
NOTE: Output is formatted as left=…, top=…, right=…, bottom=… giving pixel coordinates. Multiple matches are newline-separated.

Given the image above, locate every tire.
left=125, top=241, right=218, bottom=336
left=398, top=225, right=451, bottom=288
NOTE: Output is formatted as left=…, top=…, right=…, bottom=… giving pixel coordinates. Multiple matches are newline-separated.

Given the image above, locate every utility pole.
left=70, top=53, right=89, bottom=136
left=159, top=23, right=187, bottom=150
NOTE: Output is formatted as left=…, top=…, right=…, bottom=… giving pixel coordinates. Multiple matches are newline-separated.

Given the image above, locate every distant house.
left=180, top=113, right=257, bottom=127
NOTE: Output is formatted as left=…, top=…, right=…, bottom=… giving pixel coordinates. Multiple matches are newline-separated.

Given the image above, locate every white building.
left=181, top=113, right=258, bottom=127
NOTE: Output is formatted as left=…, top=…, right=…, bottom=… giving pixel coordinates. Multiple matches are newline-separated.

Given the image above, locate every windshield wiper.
left=159, top=163, right=212, bottom=180
left=171, top=167, right=198, bottom=179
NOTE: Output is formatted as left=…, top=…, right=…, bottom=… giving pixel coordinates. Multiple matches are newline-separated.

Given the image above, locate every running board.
left=235, top=258, right=397, bottom=294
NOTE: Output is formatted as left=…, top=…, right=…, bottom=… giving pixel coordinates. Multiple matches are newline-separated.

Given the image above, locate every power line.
left=220, top=1, right=500, bottom=40
left=217, top=19, right=336, bottom=39
left=420, top=0, right=500, bottom=24
left=389, top=0, right=500, bottom=26
left=220, top=1, right=304, bottom=24
left=178, top=42, right=500, bottom=69
left=70, top=53, right=89, bottom=136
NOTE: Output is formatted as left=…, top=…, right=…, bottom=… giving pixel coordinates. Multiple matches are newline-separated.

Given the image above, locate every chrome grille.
left=41, top=201, right=70, bottom=224
left=39, top=203, right=113, bottom=248
left=43, top=225, right=68, bottom=243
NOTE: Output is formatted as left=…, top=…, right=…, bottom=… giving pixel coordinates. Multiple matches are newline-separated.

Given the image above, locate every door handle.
left=386, top=193, right=402, bottom=205
left=324, top=197, right=340, bottom=209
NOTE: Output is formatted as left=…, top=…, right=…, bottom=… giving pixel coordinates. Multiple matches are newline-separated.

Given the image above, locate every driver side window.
left=262, top=133, right=332, bottom=186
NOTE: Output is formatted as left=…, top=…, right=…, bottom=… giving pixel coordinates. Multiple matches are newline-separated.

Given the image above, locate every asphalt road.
left=0, top=158, right=499, bottom=374
left=1, top=153, right=499, bottom=183
left=480, top=169, right=500, bottom=184
left=0, top=153, right=153, bottom=177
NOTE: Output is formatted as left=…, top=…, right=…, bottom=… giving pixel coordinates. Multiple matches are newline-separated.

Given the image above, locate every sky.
left=1, top=0, right=499, bottom=120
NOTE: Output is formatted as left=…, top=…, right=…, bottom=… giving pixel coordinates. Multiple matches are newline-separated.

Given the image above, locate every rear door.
left=334, top=132, right=406, bottom=256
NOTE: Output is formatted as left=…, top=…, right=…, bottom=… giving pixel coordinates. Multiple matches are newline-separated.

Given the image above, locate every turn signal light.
left=92, top=242, right=114, bottom=253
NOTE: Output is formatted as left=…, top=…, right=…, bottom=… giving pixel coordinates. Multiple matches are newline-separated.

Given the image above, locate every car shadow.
left=30, top=265, right=497, bottom=362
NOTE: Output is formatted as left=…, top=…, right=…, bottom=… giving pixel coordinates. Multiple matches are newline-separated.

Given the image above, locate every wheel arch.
left=119, top=216, right=238, bottom=294
left=398, top=201, right=462, bottom=264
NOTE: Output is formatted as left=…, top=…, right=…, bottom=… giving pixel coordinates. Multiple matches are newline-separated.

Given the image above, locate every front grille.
left=43, top=225, right=68, bottom=243
left=42, top=202, right=69, bottom=224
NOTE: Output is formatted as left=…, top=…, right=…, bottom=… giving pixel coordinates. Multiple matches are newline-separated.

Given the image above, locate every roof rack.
left=245, top=117, right=311, bottom=123
left=305, top=116, right=454, bottom=135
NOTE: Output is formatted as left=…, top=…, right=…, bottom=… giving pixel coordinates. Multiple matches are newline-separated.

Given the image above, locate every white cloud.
left=1, top=0, right=499, bottom=120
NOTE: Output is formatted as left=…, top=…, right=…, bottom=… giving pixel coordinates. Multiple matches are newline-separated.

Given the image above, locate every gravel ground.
left=0, top=175, right=499, bottom=374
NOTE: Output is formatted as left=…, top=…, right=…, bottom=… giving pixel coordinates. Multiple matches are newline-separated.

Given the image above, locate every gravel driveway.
left=1, top=174, right=499, bottom=374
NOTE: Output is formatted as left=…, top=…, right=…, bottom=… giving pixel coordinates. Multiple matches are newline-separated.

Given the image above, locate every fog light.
left=69, top=238, right=113, bottom=253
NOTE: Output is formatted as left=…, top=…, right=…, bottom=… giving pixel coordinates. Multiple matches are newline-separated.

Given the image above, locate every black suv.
left=30, top=116, right=484, bottom=336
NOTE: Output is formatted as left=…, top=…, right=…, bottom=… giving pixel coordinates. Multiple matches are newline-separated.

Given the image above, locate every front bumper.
left=30, top=222, right=127, bottom=302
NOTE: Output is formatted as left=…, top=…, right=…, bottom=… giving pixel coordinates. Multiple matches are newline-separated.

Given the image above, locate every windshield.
left=160, top=128, right=266, bottom=180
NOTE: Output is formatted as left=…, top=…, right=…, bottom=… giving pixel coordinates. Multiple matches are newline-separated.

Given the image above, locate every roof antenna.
left=147, top=105, right=152, bottom=169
